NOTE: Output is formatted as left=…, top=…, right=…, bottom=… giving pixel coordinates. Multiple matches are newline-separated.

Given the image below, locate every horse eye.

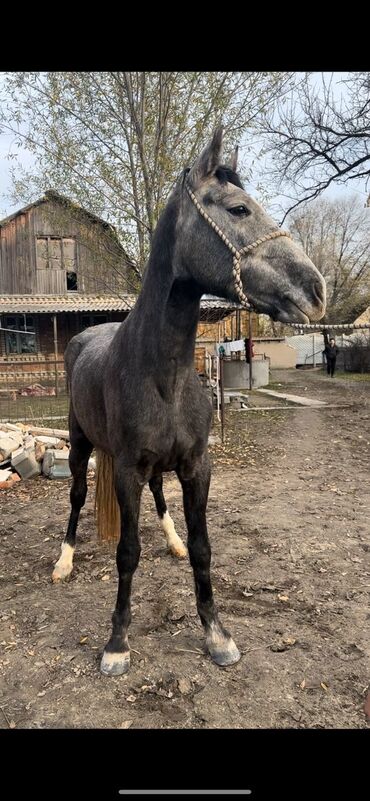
left=228, top=205, right=250, bottom=217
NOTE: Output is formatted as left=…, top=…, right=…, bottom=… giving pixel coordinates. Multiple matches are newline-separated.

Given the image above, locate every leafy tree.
left=0, top=71, right=293, bottom=287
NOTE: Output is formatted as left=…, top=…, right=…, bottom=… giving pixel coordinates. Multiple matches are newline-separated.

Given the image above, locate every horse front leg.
left=178, top=451, right=241, bottom=667
left=100, top=461, right=143, bottom=677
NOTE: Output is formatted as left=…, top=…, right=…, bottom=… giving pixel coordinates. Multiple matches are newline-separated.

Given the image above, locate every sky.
left=0, top=135, right=34, bottom=217
left=0, top=71, right=369, bottom=221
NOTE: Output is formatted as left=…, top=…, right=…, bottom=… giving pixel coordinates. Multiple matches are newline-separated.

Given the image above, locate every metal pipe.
left=216, top=355, right=220, bottom=422
left=220, top=354, right=225, bottom=443
left=53, top=314, right=59, bottom=397
left=0, top=327, right=37, bottom=335
left=248, top=311, right=253, bottom=390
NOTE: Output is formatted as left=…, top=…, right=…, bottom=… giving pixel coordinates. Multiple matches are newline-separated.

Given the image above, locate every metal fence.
left=288, top=331, right=370, bottom=371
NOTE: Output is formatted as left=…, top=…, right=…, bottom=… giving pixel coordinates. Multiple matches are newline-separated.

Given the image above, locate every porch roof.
left=0, top=294, right=242, bottom=320
left=0, top=294, right=136, bottom=314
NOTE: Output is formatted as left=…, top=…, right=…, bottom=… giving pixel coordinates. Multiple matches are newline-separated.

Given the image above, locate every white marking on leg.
left=161, top=511, right=187, bottom=558
left=207, top=621, right=230, bottom=649
left=52, top=542, right=75, bottom=582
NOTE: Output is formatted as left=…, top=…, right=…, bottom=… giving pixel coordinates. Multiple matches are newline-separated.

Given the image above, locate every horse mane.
left=181, top=164, right=244, bottom=191
left=215, top=165, right=244, bottom=190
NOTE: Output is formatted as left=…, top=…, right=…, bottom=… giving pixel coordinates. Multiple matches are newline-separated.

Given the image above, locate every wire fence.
left=0, top=322, right=69, bottom=426
left=0, top=360, right=69, bottom=427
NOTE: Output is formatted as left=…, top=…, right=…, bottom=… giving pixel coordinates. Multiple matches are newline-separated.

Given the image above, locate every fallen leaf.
left=178, top=678, right=192, bottom=695
left=300, top=679, right=306, bottom=690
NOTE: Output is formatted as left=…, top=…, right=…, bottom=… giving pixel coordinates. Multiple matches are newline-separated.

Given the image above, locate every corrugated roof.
left=0, top=293, right=242, bottom=316
left=0, top=294, right=136, bottom=314
left=200, top=295, right=241, bottom=310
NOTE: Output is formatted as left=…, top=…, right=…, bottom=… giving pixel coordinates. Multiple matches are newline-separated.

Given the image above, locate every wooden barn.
left=0, top=191, right=258, bottom=391
left=0, top=191, right=139, bottom=390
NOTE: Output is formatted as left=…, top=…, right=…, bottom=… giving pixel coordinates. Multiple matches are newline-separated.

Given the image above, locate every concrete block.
left=42, top=449, right=71, bottom=479
left=11, top=446, right=41, bottom=479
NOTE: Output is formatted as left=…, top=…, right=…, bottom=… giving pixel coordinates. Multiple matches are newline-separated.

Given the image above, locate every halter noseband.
left=185, top=181, right=292, bottom=310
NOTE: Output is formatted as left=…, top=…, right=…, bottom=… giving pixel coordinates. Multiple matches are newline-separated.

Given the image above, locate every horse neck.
left=123, top=201, right=203, bottom=380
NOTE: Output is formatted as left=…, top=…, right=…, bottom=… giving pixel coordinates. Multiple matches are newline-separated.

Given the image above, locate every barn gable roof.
left=0, top=190, right=134, bottom=269
left=0, top=190, right=113, bottom=231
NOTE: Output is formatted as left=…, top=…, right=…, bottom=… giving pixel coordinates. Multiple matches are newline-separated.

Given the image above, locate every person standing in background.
left=323, top=337, right=339, bottom=377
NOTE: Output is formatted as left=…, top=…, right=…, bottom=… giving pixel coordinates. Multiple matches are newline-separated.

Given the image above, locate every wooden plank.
left=2, top=422, right=69, bottom=439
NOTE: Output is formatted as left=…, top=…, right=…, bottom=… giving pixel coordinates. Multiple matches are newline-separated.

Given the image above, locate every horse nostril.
left=313, top=280, right=325, bottom=305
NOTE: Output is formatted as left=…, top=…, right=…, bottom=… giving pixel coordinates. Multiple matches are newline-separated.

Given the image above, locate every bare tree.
left=259, top=73, right=370, bottom=221
left=289, top=196, right=370, bottom=322
left=0, top=71, right=294, bottom=286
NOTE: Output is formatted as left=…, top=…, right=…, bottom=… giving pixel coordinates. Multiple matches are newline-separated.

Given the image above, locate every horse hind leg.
left=101, top=460, right=143, bottom=676
left=149, top=475, right=187, bottom=558
left=178, top=452, right=240, bottom=667
left=52, top=414, right=93, bottom=582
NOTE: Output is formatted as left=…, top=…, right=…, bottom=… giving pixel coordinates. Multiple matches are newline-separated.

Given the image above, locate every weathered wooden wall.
left=0, top=199, right=131, bottom=295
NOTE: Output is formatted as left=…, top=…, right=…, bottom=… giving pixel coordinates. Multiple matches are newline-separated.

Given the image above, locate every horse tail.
left=94, top=449, right=121, bottom=543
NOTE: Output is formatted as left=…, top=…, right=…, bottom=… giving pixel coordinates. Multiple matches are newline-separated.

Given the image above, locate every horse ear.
left=187, top=126, right=223, bottom=187
left=229, top=145, right=239, bottom=172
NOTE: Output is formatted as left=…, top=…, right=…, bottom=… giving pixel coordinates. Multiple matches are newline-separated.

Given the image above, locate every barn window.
left=4, top=315, right=37, bottom=355
left=36, top=236, right=78, bottom=290
left=67, top=271, right=78, bottom=291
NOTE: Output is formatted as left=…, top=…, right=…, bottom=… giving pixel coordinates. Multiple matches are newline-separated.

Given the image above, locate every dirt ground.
left=1, top=369, right=369, bottom=729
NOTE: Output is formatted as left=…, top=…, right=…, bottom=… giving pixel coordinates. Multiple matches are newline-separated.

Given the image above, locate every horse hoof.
left=100, top=650, right=130, bottom=676
left=52, top=566, right=72, bottom=583
left=170, top=541, right=187, bottom=559
left=208, top=638, right=241, bottom=667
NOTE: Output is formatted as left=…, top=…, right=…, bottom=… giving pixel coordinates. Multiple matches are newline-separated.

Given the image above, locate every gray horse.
left=52, top=127, right=326, bottom=676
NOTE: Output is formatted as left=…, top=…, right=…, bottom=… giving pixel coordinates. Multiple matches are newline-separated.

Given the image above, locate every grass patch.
left=0, top=394, right=69, bottom=425
left=334, top=371, right=370, bottom=382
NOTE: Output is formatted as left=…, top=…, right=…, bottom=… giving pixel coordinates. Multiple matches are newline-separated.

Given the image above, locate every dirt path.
left=0, top=369, right=369, bottom=728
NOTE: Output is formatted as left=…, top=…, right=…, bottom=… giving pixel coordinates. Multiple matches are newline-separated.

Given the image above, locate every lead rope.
left=185, top=181, right=292, bottom=309
left=289, top=322, right=370, bottom=331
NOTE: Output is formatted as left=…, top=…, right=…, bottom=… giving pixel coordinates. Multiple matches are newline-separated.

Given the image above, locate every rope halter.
left=185, top=181, right=292, bottom=310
